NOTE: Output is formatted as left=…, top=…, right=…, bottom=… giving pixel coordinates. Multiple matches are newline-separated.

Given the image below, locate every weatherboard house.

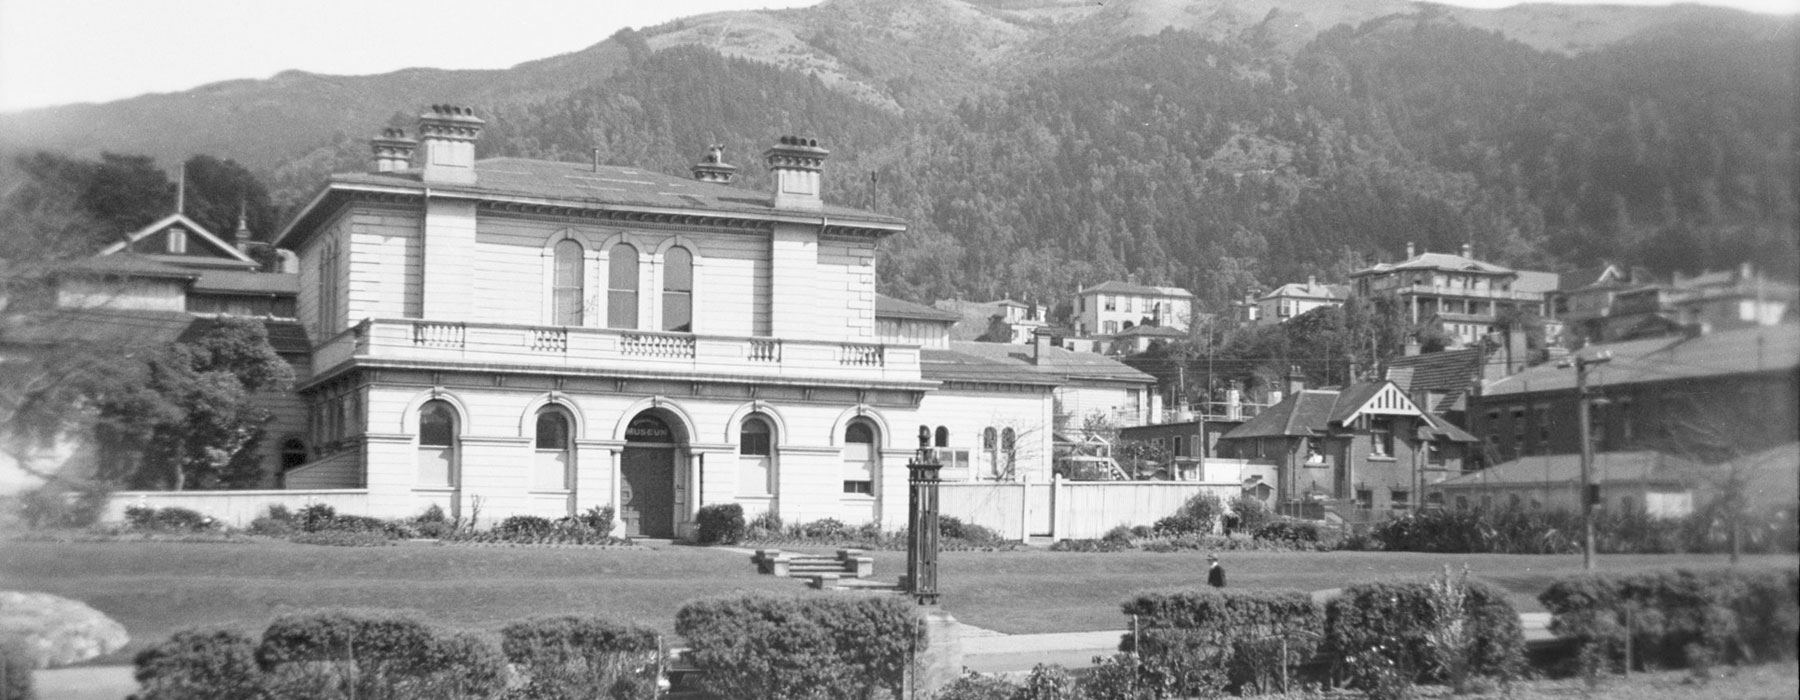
left=269, top=105, right=1086, bottom=538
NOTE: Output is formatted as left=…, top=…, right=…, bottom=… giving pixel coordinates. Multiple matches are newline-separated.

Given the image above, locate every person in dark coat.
left=1207, top=553, right=1226, bottom=588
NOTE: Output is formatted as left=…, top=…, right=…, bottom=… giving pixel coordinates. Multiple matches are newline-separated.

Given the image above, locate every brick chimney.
left=692, top=144, right=738, bottom=184
left=416, top=104, right=484, bottom=185
left=1286, top=364, right=1306, bottom=396
left=1031, top=327, right=1055, bottom=365
left=371, top=127, right=417, bottom=173
left=1403, top=338, right=1421, bottom=357
left=764, top=136, right=828, bottom=211
left=1405, top=241, right=1416, bottom=258
left=1461, top=242, right=1473, bottom=258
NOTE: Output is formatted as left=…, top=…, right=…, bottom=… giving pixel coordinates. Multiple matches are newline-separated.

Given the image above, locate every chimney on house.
left=1404, top=338, right=1421, bottom=357
left=764, top=136, right=828, bottom=211
left=370, top=127, right=417, bottom=173
left=1307, top=275, right=1317, bottom=290
left=416, top=104, right=484, bottom=185
left=1286, top=364, right=1306, bottom=396
left=1506, top=322, right=1529, bottom=374
left=692, top=144, right=738, bottom=184
left=1405, top=241, right=1415, bottom=258
left=1461, top=242, right=1473, bottom=258
left=1031, top=327, right=1055, bottom=365
left=233, top=201, right=252, bottom=254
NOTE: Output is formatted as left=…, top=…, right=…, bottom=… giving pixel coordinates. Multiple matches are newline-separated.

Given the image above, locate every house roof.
left=2, top=309, right=311, bottom=356
left=97, top=213, right=259, bottom=265
left=1260, top=280, right=1348, bottom=301
left=191, top=270, right=299, bottom=295
left=1386, top=348, right=1484, bottom=393
left=1436, top=451, right=1699, bottom=488
left=1110, top=324, right=1186, bottom=338
left=1484, top=323, right=1800, bottom=396
left=1221, top=381, right=1466, bottom=441
left=62, top=254, right=202, bottom=280
left=1351, top=251, right=1514, bottom=277
left=924, top=341, right=1154, bottom=386
left=1077, top=280, right=1194, bottom=298
left=279, top=157, right=906, bottom=248
left=1513, top=270, right=1562, bottom=295
left=1417, top=412, right=1479, bottom=443
left=875, top=294, right=961, bottom=323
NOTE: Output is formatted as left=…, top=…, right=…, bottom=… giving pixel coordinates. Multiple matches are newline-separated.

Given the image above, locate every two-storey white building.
left=1073, top=280, right=1194, bottom=336
left=276, top=106, right=937, bottom=538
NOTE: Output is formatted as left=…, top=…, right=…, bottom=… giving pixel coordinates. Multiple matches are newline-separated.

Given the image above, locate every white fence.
left=106, top=490, right=369, bottom=527
left=939, top=478, right=1244, bottom=541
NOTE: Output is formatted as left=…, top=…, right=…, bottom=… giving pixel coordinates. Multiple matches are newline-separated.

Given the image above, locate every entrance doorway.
left=620, top=413, right=678, bottom=538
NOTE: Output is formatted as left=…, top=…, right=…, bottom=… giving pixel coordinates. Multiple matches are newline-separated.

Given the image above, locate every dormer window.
left=167, top=227, right=188, bottom=254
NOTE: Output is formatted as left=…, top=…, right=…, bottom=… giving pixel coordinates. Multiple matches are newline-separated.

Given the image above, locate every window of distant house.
left=1103, top=321, right=1118, bottom=334
left=417, top=400, right=457, bottom=487
left=317, top=239, right=339, bottom=333
left=1369, top=417, right=1394, bottom=457
left=552, top=240, right=585, bottom=326
left=1391, top=490, right=1410, bottom=510
left=662, top=246, right=693, bottom=332
left=842, top=420, right=877, bottom=495
left=1427, top=441, right=1447, bottom=466
left=1355, top=489, right=1373, bottom=510
left=534, top=407, right=573, bottom=490
left=1001, top=427, right=1017, bottom=476
left=740, top=416, right=774, bottom=496
left=166, top=227, right=187, bottom=254
left=280, top=438, right=307, bottom=471
left=1104, top=296, right=1116, bottom=311
left=1173, top=436, right=1184, bottom=457
left=608, top=244, right=639, bottom=329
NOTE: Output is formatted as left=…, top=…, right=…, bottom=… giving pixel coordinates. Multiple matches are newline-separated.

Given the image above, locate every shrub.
left=1228, top=495, right=1272, bottom=532
left=256, top=609, right=503, bottom=698
left=1018, top=663, right=1081, bottom=700
left=501, top=616, right=660, bottom=699
left=1151, top=514, right=1208, bottom=536
left=746, top=510, right=782, bottom=536
left=1254, top=519, right=1320, bottom=545
left=18, top=481, right=112, bottom=529
left=1176, top=492, right=1224, bottom=532
left=131, top=628, right=264, bottom=700
left=1538, top=567, right=1799, bottom=673
left=578, top=505, right=615, bottom=535
left=296, top=503, right=336, bottom=532
left=415, top=504, right=446, bottom=524
left=1, top=637, right=35, bottom=700
left=695, top=504, right=746, bottom=545
left=798, top=517, right=849, bottom=539
left=939, top=516, right=1003, bottom=546
left=1324, top=574, right=1525, bottom=695
left=675, top=593, right=919, bottom=700
left=496, top=515, right=556, bottom=538
left=1129, top=525, right=1152, bottom=538
left=1050, top=538, right=1132, bottom=552
left=413, top=520, right=454, bottom=539
left=1121, top=587, right=1322, bottom=696
left=1102, top=525, right=1135, bottom=544
left=932, top=670, right=1018, bottom=700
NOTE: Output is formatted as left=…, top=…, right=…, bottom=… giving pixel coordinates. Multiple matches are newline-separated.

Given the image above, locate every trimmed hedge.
left=131, top=628, right=264, bottom=700
left=695, top=503, right=746, bottom=545
left=501, top=615, right=661, bottom=699
left=1120, top=588, right=1323, bottom=695
left=1323, top=575, right=1525, bottom=695
left=255, top=609, right=505, bottom=698
left=675, top=593, right=920, bottom=700
left=125, top=506, right=217, bottom=533
left=1538, top=567, right=1800, bottom=672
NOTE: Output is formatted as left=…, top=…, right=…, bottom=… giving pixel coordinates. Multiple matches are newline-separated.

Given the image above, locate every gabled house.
left=1248, top=276, right=1348, bottom=328
left=1215, top=378, right=1478, bottom=518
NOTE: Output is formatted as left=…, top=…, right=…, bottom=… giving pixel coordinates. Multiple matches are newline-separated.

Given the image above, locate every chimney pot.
left=692, top=144, right=739, bottom=184
left=416, top=104, right=485, bottom=185
left=1286, top=364, right=1306, bottom=396
left=1032, top=328, right=1054, bottom=365
left=1461, top=242, right=1473, bottom=258
left=370, top=127, right=417, bottom=173
left=1406, top=242, right=1416, bottom=258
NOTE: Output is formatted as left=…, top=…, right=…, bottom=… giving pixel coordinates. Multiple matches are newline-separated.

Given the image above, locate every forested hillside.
left=1, top=0, right=1791, bottom=312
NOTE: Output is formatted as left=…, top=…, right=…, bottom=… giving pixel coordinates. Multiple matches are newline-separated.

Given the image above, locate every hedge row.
left=675, top=593, right=921, bottom=700
left=1538, top=567, right=1800, bottom=673
left=1113, top=571, right=1524, bottom=698
left=131, top=611, right=659, bottom=700
left=1374, top=505, right=1799, bottom=555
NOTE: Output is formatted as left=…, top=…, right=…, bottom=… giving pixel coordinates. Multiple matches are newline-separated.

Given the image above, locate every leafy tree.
left=180, top=154, right=280, bottom=244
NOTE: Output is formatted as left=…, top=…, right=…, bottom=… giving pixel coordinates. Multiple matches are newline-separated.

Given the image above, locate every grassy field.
left=2, top=537, right=1791, bottom=664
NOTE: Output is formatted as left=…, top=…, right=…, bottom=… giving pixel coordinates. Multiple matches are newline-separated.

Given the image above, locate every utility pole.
left=1575, top=351, right=1612, bottom=570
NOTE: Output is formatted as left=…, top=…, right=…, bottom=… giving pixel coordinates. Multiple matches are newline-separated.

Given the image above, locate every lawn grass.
left=3, top=537, right=1790, bottom=665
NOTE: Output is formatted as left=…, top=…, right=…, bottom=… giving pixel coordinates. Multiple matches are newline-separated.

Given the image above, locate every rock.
left=0, top=591, right=130, bottom=668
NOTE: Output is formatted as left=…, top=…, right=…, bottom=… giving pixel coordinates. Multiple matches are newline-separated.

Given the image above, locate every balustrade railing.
left=748, top=339, right=781, bottom=362
left=413, top=323, right=465, bottom=348
left=529, top=328, right=568, bottom=353
left=622, top=332, right=696, bottom=358
left=838, top=343, right=885, bottom=367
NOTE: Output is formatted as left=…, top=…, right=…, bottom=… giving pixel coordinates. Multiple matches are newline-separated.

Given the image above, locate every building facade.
left=1073, top=280, right=1194, bottom=336
left=1246, top=277, right=1347, bottom=328
left=1350, top=243, right=1552, bottom=347
left=276, top=107, right=934, bottom=537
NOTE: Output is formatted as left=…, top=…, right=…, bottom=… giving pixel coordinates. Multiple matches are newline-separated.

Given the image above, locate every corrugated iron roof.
left=1352, top=252, right=1514, bottom=277
left=192, top=270, right=299, bottom=295
left=875, top=294, right=961, bottom=322
left=1077, top=280, right=1194, bottom=298
left=1436, top=451, right=1698, bottom=487
left=1484, top=324, right=1800, bottom=396
left=924, top=341, right=1154, bottom=386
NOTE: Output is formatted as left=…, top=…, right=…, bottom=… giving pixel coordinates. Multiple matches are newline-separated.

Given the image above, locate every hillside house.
left=1245, top=277, right=1348, bottom=328
left=1215, top=375, right=1478, bottom=519
left=1074, top=279, right=1194, bottom=336
left=1350, top=243, right=1554, bottom=348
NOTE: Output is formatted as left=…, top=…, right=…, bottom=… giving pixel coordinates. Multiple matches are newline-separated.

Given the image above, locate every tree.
left=6, top=317, right=294, bottom=490
left=181, top=154, right=280, bottom=245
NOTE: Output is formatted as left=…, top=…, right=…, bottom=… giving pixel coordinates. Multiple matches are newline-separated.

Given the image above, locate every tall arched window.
left=608, top=244, right=639, bottom=329
left=1000, top=427, right=1018, bottom=479
left=552, top=240, right=584, bottom=326
left=417, top=400, right=457, bottom=487
left=982, top=427, right=998, bottom=480
left=662, top=247, right=693, bottom=332
left=934, top=426, right=949, bottom=448
left=534, top=407, right=573, bottom=490
left=842, top=421, right=877, bottom=495
left=739, top=416, right=774, bottom=496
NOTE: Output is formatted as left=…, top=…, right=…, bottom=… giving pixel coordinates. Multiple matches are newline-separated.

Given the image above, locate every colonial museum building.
left=273, top=106, right=1053, bottom=538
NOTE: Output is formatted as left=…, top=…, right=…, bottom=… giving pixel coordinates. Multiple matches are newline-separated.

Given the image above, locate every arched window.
left=739, top=416, right=774, bottom=496
left=280, top=438, right=308, bottom=471
left=552, top=240, right=584, bottom=326
left=417, top=400, right=457, bottom=487
left=934, top=426, right=949, bottom=448
left=982, top=427, right=998, bottom=480
left=534, top=407, right=573, bottom=490
left=843, top=421, right=877, bottom=495
left=662, top=247, right=693, bottom=332
left=608, top=244, right=639, bottom=329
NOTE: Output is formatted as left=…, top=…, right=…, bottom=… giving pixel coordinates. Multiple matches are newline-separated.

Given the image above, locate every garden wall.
left=939, top=478, right=1242, bottom=540
left=105, top=490, right=369, bottom=527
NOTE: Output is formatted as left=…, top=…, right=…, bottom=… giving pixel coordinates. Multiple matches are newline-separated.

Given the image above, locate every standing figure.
left=1207, top=553, right=1226, bottom=588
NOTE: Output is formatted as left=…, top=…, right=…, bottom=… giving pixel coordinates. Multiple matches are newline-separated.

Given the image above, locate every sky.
left=0, top=0, right=1793, bottom=113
